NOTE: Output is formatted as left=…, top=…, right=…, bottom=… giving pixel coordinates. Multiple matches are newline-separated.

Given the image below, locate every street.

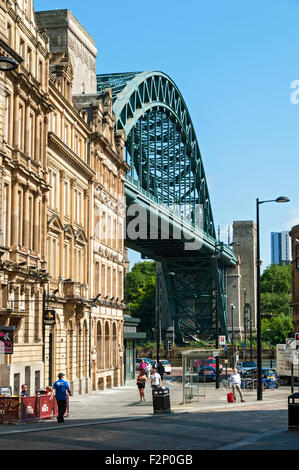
left=0, top=372, right=297, bottom=452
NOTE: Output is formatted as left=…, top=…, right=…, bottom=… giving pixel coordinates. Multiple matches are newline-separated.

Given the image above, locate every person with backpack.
left=157, top=361, right=165, bottom=381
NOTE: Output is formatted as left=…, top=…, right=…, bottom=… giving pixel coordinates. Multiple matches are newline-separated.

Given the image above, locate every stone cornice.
left=92, top=131, right=128, bottom=172
left=48, top=132, right=96, bottom=179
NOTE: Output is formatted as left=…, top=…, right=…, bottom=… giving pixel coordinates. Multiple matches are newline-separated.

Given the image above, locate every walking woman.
left=136, top=370, right=147, bottom=402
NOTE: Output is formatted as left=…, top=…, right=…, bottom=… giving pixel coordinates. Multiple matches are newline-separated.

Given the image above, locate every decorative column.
left=12, top=88, right=19, bottom=149
left=11, top=176, right=19, bottom=247
left=23, top=185, right=30, bottom=248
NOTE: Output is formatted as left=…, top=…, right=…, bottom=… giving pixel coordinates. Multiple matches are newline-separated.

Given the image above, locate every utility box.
left=288, top=393, right=299, bottom=430
left=152, top=386, right=171, bottom=414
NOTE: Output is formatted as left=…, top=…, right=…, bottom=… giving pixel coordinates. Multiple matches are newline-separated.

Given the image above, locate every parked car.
left=198, top=365, right=216, bottom=382
left=238, top=361, right=257, bottom=375
left=194, top=357, right=223, bottom=373
left=160, top=360, right=171, bottom=375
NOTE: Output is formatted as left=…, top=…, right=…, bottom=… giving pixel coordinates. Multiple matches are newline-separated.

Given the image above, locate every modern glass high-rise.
left=271, top=231, right=291, bottom=265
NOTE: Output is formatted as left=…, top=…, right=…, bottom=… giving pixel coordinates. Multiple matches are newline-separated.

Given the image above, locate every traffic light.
left=295, top=332, right=299, bottom=347
left=167, top=341, right=172, bottom=351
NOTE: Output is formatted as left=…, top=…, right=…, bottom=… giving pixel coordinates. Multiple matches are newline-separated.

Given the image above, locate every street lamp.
left=245, top=302, right=253, bottom=361
left=244, top=288, right=247, bottom=360
left=230, top=304, right=235, bottom=368
left=256, top=196, right=290, bottom=401
left=0, top=56, right=18, bottom=71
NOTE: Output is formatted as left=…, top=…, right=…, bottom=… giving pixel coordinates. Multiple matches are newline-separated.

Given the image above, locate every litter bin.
left=288, top=393, right=299, bottom=430
left=152, top=386, right=171, bottom=414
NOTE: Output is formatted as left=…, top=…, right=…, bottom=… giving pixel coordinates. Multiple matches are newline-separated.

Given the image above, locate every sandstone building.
left=0, top=0, right=128, bottom=394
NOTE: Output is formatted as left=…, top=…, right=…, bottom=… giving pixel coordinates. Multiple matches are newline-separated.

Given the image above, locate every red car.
left=193, top=357, right=223, bottom=373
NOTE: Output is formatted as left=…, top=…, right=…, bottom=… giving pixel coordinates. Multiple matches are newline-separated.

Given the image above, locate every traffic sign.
left=218, top=335, right=226, bottom=346
left=286, top=338, right=296, bottom=350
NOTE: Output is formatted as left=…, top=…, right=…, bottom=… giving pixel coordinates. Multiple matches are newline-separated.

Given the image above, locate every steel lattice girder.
left=162, top=258, right=229, bottom=344
left=97, top=71, right=237, bottom=342
left=97, top=71, right=214, bottom=238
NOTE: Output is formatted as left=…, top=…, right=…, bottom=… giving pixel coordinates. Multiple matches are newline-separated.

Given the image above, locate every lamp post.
left=244, top=288, right=247, bottom=360
left=230, top=303, right=235, bottom=368
left=256, top=196, right=290, bottom=401
left=245, top=302, right=253, bottom=361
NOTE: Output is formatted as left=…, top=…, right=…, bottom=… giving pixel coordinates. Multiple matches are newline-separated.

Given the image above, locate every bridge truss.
left=97, top=71, right=237, bottom=343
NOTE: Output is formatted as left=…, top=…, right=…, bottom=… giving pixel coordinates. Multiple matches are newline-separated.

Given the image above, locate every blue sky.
left=34, top=0, right=299, bottom=270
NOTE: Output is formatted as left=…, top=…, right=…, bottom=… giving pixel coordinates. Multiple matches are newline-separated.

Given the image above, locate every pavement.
left=0, top=368, right=298, bottom=450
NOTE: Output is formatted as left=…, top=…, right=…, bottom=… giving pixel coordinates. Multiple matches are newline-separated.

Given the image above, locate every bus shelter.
left=181, top=349, right=220, bottom=404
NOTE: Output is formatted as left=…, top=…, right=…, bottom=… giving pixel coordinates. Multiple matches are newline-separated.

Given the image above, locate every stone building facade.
left=0, top=1, right=128, bottom=394
left=226, top=221, right=257, bottom=343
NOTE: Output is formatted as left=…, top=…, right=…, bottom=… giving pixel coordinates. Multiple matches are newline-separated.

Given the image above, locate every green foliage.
left=261, top=314, right=293, bottom=346
left=125, top=261, right=156, bottom=337
left=260, top=263, right=293, bottom=346
left=261, top=263, right=291, bottom=295
left=260, top=263, right=292, bottom=317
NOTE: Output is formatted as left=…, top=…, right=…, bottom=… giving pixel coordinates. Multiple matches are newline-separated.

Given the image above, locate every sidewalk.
left=0, top=373, right=293, bottom=435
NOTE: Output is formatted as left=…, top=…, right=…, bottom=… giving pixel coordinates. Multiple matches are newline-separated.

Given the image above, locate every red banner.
left=21, top=396, right=38, bottom=421
left=0, top=397, right=19, bottom=423
left=39, top=395, right=54, bottom=419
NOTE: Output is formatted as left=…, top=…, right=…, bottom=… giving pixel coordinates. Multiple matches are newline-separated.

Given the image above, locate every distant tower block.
left=35, top=9, right=98, bottom=95
left=226, top=221, right=257, bottom=342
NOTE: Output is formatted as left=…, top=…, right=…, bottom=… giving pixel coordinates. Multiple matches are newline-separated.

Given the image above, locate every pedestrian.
left=230, top=368, right=245, bottom=403
left=139, top=359, right=146, bottom=372
left=21, top=384, right=29, bottom=397
left=157, top=361, right=165, bottom=381
left=150, top=367, right=162, bottom=389
left=53, top=373, right=72, bottom=423
left=136, top=370, right=147, bottom=401
left=146, top=361, right=152, bottom=379
left=46, top=386, right=53, bottom=396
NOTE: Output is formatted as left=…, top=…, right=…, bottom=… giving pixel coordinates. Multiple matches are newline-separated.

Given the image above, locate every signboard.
left=276, top=344, right=299, bottom=376
left=286, top=338, right=296, bottom=351
left=43, top=309, right=56, bottom=326
left=218, top=336, right=226, bottom=346
left=0, top=327, right=15, bottom=354
left=0, top=397, right=19, bottom=423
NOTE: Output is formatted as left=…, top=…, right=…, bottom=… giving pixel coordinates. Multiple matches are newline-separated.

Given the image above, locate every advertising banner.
left=0, top=327, right=15, bottom=354
left=39, top=395, right=54, bottom=419
left=0, top=397, right=19, bottom=423
left=21, top=396, right=38, bottom=421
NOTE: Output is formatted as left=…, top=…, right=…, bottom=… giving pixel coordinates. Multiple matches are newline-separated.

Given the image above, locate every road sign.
left=286, top=338, right=296, bottom=351
left=218, top=335, right=226, bottom=346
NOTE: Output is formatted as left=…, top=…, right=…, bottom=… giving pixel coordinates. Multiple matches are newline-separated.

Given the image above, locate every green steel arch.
left=97, top=71, right=214, bottom=238
left=97, top=71, right=237, bottom=343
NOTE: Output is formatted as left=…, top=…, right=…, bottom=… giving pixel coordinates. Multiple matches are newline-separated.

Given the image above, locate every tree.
left=260, top=263, right=293, bottom=346
left=125, top=261, right=156, bottom=337
left=260, top=263, right=292, bottom=317
left=261, top=314, right=293, bottom=346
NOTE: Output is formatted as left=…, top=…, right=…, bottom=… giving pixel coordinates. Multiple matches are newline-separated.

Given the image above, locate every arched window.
left=97, top=322, right=102, bottom=370
left=105, top=322, right=110, bottom=369
left=113, top=323, right=117, bottom=368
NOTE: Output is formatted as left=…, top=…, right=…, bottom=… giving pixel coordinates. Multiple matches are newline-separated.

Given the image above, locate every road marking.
left=0, top=412, right=188, bottom=436
left=217, top=428, right=287, bottom=450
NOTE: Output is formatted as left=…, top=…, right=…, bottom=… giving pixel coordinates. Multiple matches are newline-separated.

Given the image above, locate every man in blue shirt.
left=53, top=373, right=72, bottom=423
